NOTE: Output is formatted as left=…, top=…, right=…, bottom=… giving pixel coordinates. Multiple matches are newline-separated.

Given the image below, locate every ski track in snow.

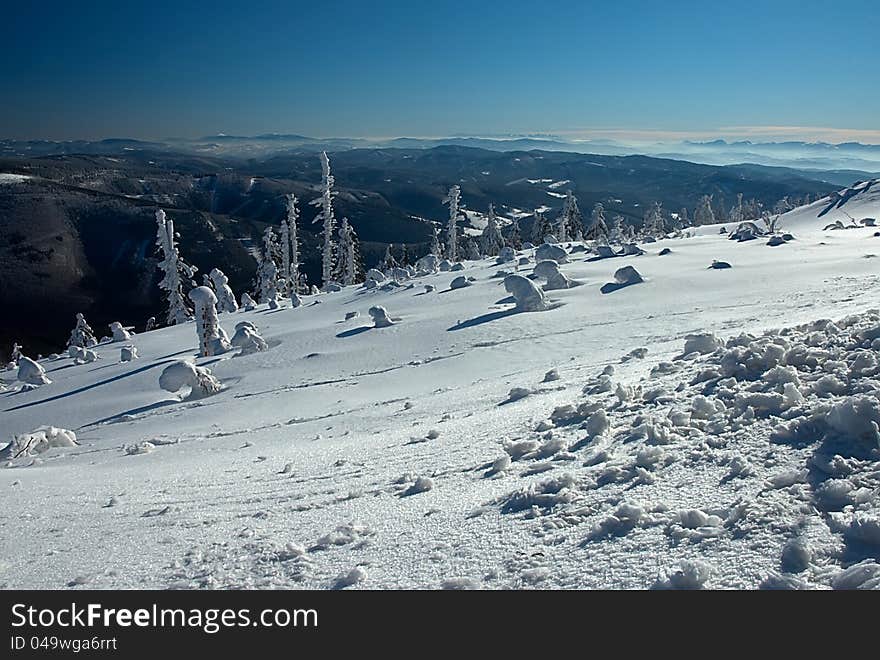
left=2, top=183, right=880, bottom=590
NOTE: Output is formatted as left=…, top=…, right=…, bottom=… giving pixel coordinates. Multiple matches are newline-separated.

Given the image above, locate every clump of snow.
left=496, top=247, right=516, bottom=263
left=533, top=260, right=574, bottom=290
left=600, top=266, right=642, bottom=294
left=402, top=476, right=434, bottom=496
left=17, top=357, right=51, bottom=386
left=683, top=332, right=723, bottom=355
left=500, top=473, right=576, bottom=513
left=120, top=345, right=138, bottom=362
left=108, top=322, right=132, bottom=342
left=209, top=268, right=239, bottom=313
left=240, top=293, right=257, bottom=311
left=656, top=560, right=712, bottom=590
left=159, top=361, right=222, bottom=399
left=369, top=306, right=394, bottom=328
left=1, top=426, right=78, bottom=460
left=534, top=243, right=568, bottom=263
left=333, top=567, right=367, bottom=589
left=504, top=274, right=548, bottom=312
left=450, top=276, right=471, bottom=290
left=231, top=322, right=268, bottom=355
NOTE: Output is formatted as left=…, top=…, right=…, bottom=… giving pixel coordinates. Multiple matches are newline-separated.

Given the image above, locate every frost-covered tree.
left=382, top=244, right=399, bottom=271
left=643, top=201, right=666, bottom=237
left=532, top=210, right=551, bottom=244
left=188, top=286, right=230, bottom=357
left=257, top=227, right=279, bottom=304
left=694, top=195, right=715, bottom=226
left=679, top=207, right=691, bottom=228
left=209, top=267, right=238, bottom=313
left=10, top=342, right=23, bottom=365
left=67, top=313, right=97, bottom=349
left=280, top=193, right=302, bottom=295
left=155, top=209, right=196, bottom=325
left=310, top=151, right=337, bottom=286
left=557, top=191, right=583, bottom=242
left=464, top=235, right=481, bottom=260
left=729, top=193, right=744, bottom=225
left=480, top=203, right=504, bottom=256
left=443, top=185, right=462, bottom=261
left=585, top=202, right=609, bottom=243
left=336, top=217, right=364, bottom=285
left=714, top=195, right=728, bottom=223
left=773, top=197, right=793, bottom=215
left=506, top=215, right=522, bottom=249
left=608, top=215, right=625, bottom=244
left=429, top=225, right=443, bottom=256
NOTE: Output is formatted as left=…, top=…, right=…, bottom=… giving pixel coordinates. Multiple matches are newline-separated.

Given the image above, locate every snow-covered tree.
left=773, top=197, right=793, bottom=215
left=310, top=151, right=337, bottom=286
left=280, top=193, right=302, bottom=295
left=532, top=210, right=551, bottom=244
left=464, top=235, right=481, bottom=260
left=557, top=191, right=583, bottom=242
left=257, top=227, right=279, bottom=305
left=480, top=203, right=504, bottom=256
left=729, top=193, right=744, bottom=225
left=209, top=267, right=238, bottom=313
left=188, top=286, right=230, bottom=357
left=155, top=209, right=196, bottom=325
left=10, top=342, right=23, bottom=365
left=643, top=201, right=666, bottom=237
left=506, top=215, right=522, bottom=249
left=694, top=195, right=715, bottom=226
left=443, top=185, right=462, bottom=261
left=608, top=215, right=625, bottom=244
left=585, top=202, right=609, bottom=243
left=382, top=244, right=399, bottom=272
left=429, top=225, right=443, bottom=256
left=336, top=217, right=364, bottom=285
left=67, top=313, right=97, bottom=349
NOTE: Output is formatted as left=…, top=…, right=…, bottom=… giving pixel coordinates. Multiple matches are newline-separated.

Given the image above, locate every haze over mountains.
left=4, top=134, right=880, bottom=176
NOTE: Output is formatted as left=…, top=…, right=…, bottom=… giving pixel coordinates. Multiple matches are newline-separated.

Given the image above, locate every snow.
left=0, top=173, right=32, bottom=184
left=2, top=193, right=880, bottom=589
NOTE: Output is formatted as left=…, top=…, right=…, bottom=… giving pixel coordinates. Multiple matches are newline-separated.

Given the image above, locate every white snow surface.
left=2, top=195, right=880, bottom=589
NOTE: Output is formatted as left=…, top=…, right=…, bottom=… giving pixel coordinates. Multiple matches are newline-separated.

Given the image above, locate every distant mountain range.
left=4, top=135, right=880, bottom=175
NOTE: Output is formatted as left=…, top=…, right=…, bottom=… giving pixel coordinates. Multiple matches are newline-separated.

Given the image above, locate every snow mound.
left=2, top=426, right=78, bottom=460
left=159, top=361, right=222, bottom=399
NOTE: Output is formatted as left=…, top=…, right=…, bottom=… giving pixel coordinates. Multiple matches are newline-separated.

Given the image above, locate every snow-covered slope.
left=2, top=213, right=880, bottom=589
left=780, top=179, right=879, bottom=231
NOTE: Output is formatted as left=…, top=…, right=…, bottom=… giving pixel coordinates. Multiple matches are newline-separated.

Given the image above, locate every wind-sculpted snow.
left=1, top=213, right=880, bottom=589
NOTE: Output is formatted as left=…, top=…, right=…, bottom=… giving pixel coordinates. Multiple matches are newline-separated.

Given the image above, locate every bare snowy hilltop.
left=2, top=180, right=880, bottom=590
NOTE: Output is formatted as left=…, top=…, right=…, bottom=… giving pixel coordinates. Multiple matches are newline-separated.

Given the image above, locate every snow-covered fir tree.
left=644, top=201, right=666, bottom=237
left=532, top=210, right=551, bottom=244
left=729, top=193, right=744, bottom=225
left=382, top=244, right=399, bottom=272
left=609, top=215, right=625, bottom=244
left=480, top=203, right=504, bottom=256
left=310, top=151, right=337, bottom=286
left=281, top=193, right=302, bottom=295
left=773, top=197, right=792, bottom=215
left=257, top=227, right=279, bottom=304
left=506, top=215, right=522, bottom=249
left=155, top=209, right=196, bottom=325
left=557, top=191, right=583, bottom=242
left=694, top=194, right=715, bottom=226
left=429, top=225, right=443, bottom=256
left=67, top=313, right=97, bottom=349
left=209, top=267, right=238, bottom=313
left=585, top=202, right=610, bottom=243
left=336, top=217, right=364, bottom=286
left=679, top=207, right=691, bottom=228
left=464, top=235, right=481, bottom=260
left=443, top=185, right=462, bottom=261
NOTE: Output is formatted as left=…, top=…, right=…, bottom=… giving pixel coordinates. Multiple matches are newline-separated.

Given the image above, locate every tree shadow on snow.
left=336, top=326, right=373, bottom=338
left=81, top=398, right=180, bottom=427
left=447, top=308, right=516, bottom=331
left=600, top=280, right=640, bottom=294
left=3, top=360, right=178, bottom=413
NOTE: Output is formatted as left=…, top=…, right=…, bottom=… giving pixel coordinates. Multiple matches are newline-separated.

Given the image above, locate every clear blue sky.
left=3, top=0, right=878, bottom=141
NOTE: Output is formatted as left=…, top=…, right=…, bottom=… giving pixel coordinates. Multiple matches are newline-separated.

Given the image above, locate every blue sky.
left=3, top=0, right=879, bottom=142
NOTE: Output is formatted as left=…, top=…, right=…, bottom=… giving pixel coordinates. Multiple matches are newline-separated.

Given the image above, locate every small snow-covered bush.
left=231, top=322, right=268, bottom=355
left=17, top=357, right=51, bottom=386
left=108, top=322, right=132, bottom=342
left=189, top=286, right=231, bottom=357
left=534, top=243, right=568, bottom=263
left=1, top=426, right=77, bottom=459
left=496, top=247, right=516, bottom=264
left=369, top=306, right=394, bottom=328
left=533, top=260, right=573, bottom=290
left=120, top=345, right=138, bottom=362
left=504, top=274, right=548, bottom=312
left=450, top=275, right=471, bottom=290
left=159, top=361, right=222, bottom=399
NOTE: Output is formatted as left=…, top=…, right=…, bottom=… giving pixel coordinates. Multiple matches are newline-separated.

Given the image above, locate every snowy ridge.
left=1, top=220, right=879, bottom=589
